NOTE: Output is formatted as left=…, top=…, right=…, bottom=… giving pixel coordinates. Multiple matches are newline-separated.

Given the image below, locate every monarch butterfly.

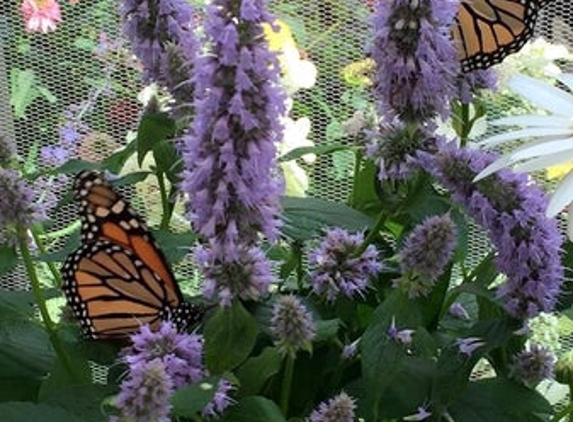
left=456, top=0, right=554, bottom=71
left=62, top=170, right=204, bottom=340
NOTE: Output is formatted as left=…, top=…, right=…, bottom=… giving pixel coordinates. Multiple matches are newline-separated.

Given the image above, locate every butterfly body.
left=62, top=171, right=203, bottom=340
left=456, top=0, right=554, bottom=71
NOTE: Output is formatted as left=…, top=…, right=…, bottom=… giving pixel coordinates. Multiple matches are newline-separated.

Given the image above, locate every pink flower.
left=20, top=0, right=62, bottom=34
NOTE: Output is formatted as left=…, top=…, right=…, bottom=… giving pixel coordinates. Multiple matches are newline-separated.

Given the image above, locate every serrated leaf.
left=220, top=396, right=286, bottom=422
left=171, top=376, right=219, bottom=417
left=136, top=112, right=176, bottom=167
left=281, top=196, right=374, bottom=241
left=0, top=402, right=84, bottom=422
left=204, top=302, right=259, bottom=373
left=10, top=68, right=39, bottom=118
left=236, top=348, right=283, bottom=397
left=448, top=378, right=551, bottom=422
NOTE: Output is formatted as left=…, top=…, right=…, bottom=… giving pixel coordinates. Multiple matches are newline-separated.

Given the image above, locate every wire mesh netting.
left=1, top=0, right=572, bottom=399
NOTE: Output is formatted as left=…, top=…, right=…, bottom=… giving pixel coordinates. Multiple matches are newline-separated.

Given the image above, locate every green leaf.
left=54, top=159, right=101, bottom=175
left=314, top=319, right=341, bottom=342
left=281, top=196, right=374, bottom=241
left=153, top=231, right=196, bottom=264
left=10, top=68, right=39, bottom=119
left=220, top=396, right=286, bottom=422
left=236, top=347, right=283, bottom=397
left=73, top=37, right=97, bottom=51
left=204, top=302, right=259, bottom=373
left=0, top=319, right=54, bottom=378
left=0, top=289, right=40, bottom=318
left=449, top=378, right=552, bottom=422
left=37, top=86, right=57, bottom=103
left=152, top=139, right=180, bottom=178
left=136, top=112, right=176, bottom=167
left=0, top=402, right=84, bottom=422
left=0, top=377, right=41, bottom=401
left=278, top=144, right=352, bottom=163
left=0, top=245, right=18, bottom=276
left=40, top=384, right=113, bottom=422
left=171, top=376, right=220, bottom=417
left=351, top=158, right=382, bottom=214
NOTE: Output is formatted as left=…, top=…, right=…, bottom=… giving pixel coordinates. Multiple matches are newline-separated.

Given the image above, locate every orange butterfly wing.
left=62, top=171, right=202, bottom=339
left=455, top=0, right=553, bottom=71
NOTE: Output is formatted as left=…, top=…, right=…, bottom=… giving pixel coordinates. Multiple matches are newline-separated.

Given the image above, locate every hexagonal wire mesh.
left=0, top=0, right=571, bottom=397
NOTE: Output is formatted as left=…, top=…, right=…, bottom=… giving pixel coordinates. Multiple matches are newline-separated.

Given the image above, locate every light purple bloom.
left=122, top=322, right=205, bottom=388
left=115, top=358, right=173, bottom=422
left=457, top=68, right=498, bottom=104
left=307, top=392, right=356, bottom=422
left=395, top=213, right=457, bottom=297
left=509, top=343, right=555, bottom=386
left=341, top=339, right=360, bottom=360
left=456, top=337, right=485, bottom=358
left=271, top=295, right=316, bottom=358
left=371, top=0, right=459, bottom=121
left=202, top=379, right=235, bottom=418
left=195, top=244, right=274, bottom=306
left=308, top=228, right=382, bottom=302
left=119, top=0, right=198, bottom=105
left=387, top=317, right=415, bottom=345
left=0, top=169, right=47, bottom=235
left=40, top=145, right=70, bottom=167
left=422, top=141, right=564, bottom=319
left=404, top=405, right=432, bottom=421
left=181, top=0, right=285, bottom=262
left=449, top=303, right=470, bottom=320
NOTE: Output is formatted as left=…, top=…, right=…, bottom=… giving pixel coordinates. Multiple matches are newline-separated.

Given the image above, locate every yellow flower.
left=342, top=58, right=374, bottom=87
left=547, top=163, right=573, bottom=180
left=262, top=20, right=296, bottom=52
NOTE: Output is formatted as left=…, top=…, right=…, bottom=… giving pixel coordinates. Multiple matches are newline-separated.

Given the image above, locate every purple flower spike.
left=309, top=228, right=382, bottom=302
left=181, top=0, right=285, bottom=262
left=120, top=0, right=198, bottom=105
left=422, top=141, right=564, bottom=319
left=371, top=0, right=459, bottom=122
left=509, top=343, right=555, bottom=387
left=195, top=244, right=274, bottom=306
left=202, top=379, right=235, bottom=418
left=307, top=392, right=356, bottom=422
left=455, top=337, right=485, bottom=358
left=123, top=321, right=205, bottom=388
left=116, top=358, right=173, bottom=422
left=271, top=295, right=316, bottom=358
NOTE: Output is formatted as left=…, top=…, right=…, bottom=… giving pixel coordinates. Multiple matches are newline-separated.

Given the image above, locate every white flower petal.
left=509, top=74, right=573, bottom=117
left=473, top=155, right=513, bottom=181
left=491, top=115, right=573, bottom=128
left=513, top=149, right=573, bottom=173
left=511, top=137, right=573, bottom=161
left=547, top=170, right=573, bottom=216
left=477, top=127, right=573, bottom=148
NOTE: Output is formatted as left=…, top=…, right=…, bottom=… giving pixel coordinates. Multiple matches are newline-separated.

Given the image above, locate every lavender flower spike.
left=0, top=169, right=47, bottom=238
left=422, top=141, right=564, bottom=319
left=307, top=392, right=356, bottom=422
left=309, top=228, right=382, bottom=302
left=509, top=343, right=556, bottom=387
left=396, top=213, right=457, bottom=297
left=115, top=358, right=174, bottom=422
left=181, top=0, right=285, bottom=261
left=120, top=0, right=198, bottom=104
left=271, top=295, right=316, bottom=358
left=371, top=0, right=459, bottom=121
left=122, top=321, right=205, bottom=388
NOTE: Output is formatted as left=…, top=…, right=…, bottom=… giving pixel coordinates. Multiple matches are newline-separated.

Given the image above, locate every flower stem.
left=280, top=355, right=295, bottom=416
left=30, top=226, right=63, bottom=288
left=549, top=398, right=573, bottom=422
left=17, top=227, right=75, bottom=379
left=157, top=172, right=173, bottom=231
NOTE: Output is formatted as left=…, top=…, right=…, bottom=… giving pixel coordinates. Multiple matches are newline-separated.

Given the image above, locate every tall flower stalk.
left=181, top=0, right=285, bottom=305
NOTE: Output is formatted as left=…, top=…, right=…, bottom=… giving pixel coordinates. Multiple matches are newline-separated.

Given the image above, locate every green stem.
left=459, top=102, right=471, bottom=147
left=157, top=172, right=172, bottom=231
left=280, top=355, right=295, bottom=416
left=30, top=226, right=63, bottom=288
left=356, top=210, right=386, bottom=255
left=17, top=227, right=75, bottom=379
